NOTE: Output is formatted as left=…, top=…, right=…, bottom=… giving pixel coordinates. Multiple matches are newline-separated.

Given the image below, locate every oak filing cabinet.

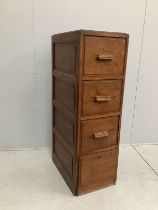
left=52, top=30, right=129, bottom=195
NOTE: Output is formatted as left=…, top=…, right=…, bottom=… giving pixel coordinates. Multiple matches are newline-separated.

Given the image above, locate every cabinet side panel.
left=54, top=79, right=75, bottom=113
left=54, top=136, right=73, bottom=177
left=54, top=109, right=74, bottom=146
left=52, top=32, right=80, bottom=195
left=55, top=43, right=76, bottom=75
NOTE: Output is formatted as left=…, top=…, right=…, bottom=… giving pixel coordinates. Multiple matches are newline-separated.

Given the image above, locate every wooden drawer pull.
left=96, top=54, right=114, bottom=61
left=93, top=131, right=109, bottom=139
left=94, top=96, right=111, bottom=102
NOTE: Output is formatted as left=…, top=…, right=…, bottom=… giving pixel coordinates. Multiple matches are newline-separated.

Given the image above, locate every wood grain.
left=78, top=149, right=118, bottom=194
left=80, top=116, right=119, bottom=154
left=84, top=36, right=126, bottom=76
left=82, top=80, right=123, bottom=115
left=52, top=30, right=129, bottom=195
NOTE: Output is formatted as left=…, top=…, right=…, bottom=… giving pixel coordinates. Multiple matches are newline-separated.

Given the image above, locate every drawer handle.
left=94, top=96, right=111, bottom=102
left=93, top=131, right=109, bottom=139
left=96, top=54, right=114, bottom=61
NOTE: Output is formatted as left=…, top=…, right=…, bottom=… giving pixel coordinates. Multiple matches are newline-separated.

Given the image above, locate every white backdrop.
left=0, top=0, right=157, bottom=148
left=132, top=0, right=158, bottom=143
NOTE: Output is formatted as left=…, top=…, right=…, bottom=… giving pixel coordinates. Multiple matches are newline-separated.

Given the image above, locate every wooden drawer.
left=78, top=149, right=118, bottom=194
left=81, top=116, right=119, bottom=154
left=84, top=36, right=126, bottom=76
left=82, top=80, right=122, bottom=115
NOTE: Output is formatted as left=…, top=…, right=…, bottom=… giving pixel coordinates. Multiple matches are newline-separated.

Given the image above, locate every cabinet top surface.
left=52, top=29, right=129, bottom=38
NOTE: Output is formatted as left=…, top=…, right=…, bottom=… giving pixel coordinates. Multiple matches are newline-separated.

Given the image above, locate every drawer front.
left=81, top=116, right=119, bottom=154
left=84, top=36, right=126, bottom=76
left=82, top=80, right=122, bottom=115
left=78, top=149, right=118, bottom=192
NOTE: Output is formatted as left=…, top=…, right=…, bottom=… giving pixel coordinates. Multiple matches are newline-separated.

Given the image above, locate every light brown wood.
left=78, top=149, right=118, bottom=194
left=84, top=36, right=126, bottom=76
left=94, top=95, right=112, bottom=102
left=80, top=116, right=119, bottom=154
left=82, top=75, right=124, bottom=81
left=82, top=80, right=123, bottom=115
left=52, top=30, right=129, bottom=195
left=96, top=54, right=114, bottom=61
left=93, top=131, right=109, bottom=139
left=80, top=112, right=120, bottom=120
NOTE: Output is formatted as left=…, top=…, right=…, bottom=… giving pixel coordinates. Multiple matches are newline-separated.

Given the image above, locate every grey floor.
left=0, top=145, right=158, bottom=210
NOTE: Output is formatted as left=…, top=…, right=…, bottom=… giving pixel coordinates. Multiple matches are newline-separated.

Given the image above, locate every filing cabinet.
left=52, top=30, right=129, bottom=195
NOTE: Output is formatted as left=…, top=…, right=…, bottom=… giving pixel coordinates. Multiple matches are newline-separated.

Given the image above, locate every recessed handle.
left=93, top=131, right=109, bottom=139
left=96, top=54, right=114, bottom=61
left=94, top=96, right=111, bottom=102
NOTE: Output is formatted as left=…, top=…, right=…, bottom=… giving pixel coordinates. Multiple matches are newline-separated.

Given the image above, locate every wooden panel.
left=55, top=78, right=75, bottom=113
left=81, top=116, right=119, bottom=154
left=53, top=128, right=73, bottom=155
left=52, top=30, right=129, bottom=195
left=53, top=153, right=73, bottom=190
left=82, top=80, right=122, bottom=115
left=84, top=36, right=126, bottom=76
left=54, top=136, right=73, bottom=177
left=53, top=71, right=76, bottom=84
left=78, top=149, right=118, bottom=194
left=54, top=43, right=76, bottom=75
left=55, top=109, right=74, bottom=146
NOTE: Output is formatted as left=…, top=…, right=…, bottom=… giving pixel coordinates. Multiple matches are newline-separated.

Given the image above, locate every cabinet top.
left=52, top=29, right=129, bottom=39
